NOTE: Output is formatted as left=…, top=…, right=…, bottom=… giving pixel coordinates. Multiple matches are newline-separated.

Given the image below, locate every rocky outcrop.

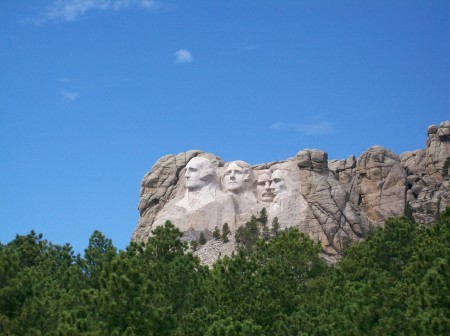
left=329, top=146, right=407, bottom=228
left=295, top=149, right=366, bottom=254
left=399, top=121, right=450, bottom=223
left=355, top=146, right=407, bottom=225
left=133, top=150, right=225, bottom=242
left=133, top=148, right=366, bottom=257
left=425, top=121, right=450, bottom=178
left=133, top=121, right=450, bottom=263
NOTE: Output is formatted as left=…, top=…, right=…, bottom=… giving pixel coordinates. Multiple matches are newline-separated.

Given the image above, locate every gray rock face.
left=133, top=121, right=450, bottom=261
left=426, top=121, right=450, bottom=178
left=355, top=146, right=407, bottom=225
left=133, top=150, right=225, bottom=242
left=295, top=150, right=366, bottom=254
left=329, top=147, right=408, bottom=228
left=399, top=122, right=450, bottom=223
left=133, top=148, right=366, bottom=257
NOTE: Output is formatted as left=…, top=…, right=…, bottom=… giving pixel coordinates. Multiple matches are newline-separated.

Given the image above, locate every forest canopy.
left=1, top=208, right=449, bottom=335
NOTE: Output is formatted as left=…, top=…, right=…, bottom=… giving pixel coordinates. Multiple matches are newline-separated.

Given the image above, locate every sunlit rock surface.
left=132, top=121, right=450, bottom=262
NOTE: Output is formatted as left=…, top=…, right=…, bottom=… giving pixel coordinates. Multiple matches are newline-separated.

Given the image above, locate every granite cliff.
left=132, top=121, right=450, bottom=263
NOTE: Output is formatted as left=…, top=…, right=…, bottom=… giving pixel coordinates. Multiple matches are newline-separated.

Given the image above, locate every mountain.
left=132, top=121, right=450, bottom=263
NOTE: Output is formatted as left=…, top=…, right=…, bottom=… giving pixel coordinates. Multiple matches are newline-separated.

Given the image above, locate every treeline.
left=1, top=209, right=449, bottom=335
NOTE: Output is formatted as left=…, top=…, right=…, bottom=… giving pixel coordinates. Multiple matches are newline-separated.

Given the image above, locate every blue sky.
left=1, top=0, right=449, bottom=254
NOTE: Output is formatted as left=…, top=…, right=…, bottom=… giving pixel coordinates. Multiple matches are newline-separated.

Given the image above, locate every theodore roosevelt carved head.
left=256, top=170, right=274, bottom=203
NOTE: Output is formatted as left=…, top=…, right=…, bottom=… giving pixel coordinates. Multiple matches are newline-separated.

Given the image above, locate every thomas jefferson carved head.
left=185, top=157, right=218, bottom=192
left=222, top=160, right=254, bottom=193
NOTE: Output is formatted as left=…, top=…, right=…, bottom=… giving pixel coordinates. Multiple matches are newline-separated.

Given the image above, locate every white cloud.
left=138, top=0, right=162, bottom=9
left=174, top=49, right=193, bottom=64
left=271, top=121, right=334, bottom=135
left=26, top=0, right=162, bottom=24
left=112, top=0, right=161, bottom=10
left=61, top=89, right=80, bottom=102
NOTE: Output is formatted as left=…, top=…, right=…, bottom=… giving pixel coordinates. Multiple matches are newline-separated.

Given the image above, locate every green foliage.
left=443, top=156, right=450, bottom=177
left=0, top=231, right=84, bottom=335
left=234, top=210, right=278, bottom=251
left=259, top=207, right=268, bottom=225
left=221, top=223, right=231, bottom=243
left=402, top=208, right=450, bottom=334
left=207, top=228, right=328, bottom=334
left=83, top=230, right=117, bottom=289
left=199, top=232, right=207, bottom=245
left=297, top=214, right=450, bottom=336
left=190, top=239, right=199, bottom=251
left=213, top=226, right=221, bottom=240
left=404, top=200, right=415, bottom=222
left=235, top=216, right=260, bottom=251
left=1, top=210, right=449, bottom=335
left=271, top=217, right=280, bottom=236
left=205, top=317, right=264, bottom=336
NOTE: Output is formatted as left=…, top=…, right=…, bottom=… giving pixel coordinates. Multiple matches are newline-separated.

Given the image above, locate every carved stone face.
left=185, top=157, right=212, bottom=191
left=270, top=170, right=287, bottom=198
left=223, top=162, right=246, bottom=192
left=257, top=172, right=274, bottom=202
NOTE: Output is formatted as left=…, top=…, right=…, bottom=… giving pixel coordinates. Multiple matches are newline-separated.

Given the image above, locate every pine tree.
left=259, top=207, right=268, bottom=225
left=262, top=224, right=270, bottom=241
left=235, top=217, right=260, bottom=252
left=212, top=226, right=221, bottom=240
left=190, top=240, right=199, bottom=251
left=271, top=217, right=280, bottom=236
left=83, top=230, right=117, bottom=288
left=442, top=156, right=450, bottom=177
left=199, top=232, right=207, bottom=245
left=221, top=223, right=231, bottom=243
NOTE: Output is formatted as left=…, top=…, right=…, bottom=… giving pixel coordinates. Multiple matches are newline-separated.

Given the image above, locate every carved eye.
left=273, top=178, right=281, bottom=183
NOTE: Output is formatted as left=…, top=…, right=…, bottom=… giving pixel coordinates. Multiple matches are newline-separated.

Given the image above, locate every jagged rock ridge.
left=132, top=121, right=450, bottom=262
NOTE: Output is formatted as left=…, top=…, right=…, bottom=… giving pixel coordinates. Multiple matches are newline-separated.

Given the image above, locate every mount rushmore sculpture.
left=132, top=121, right=450, bottom=257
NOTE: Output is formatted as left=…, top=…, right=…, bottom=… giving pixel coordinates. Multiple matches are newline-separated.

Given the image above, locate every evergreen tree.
left=271, top=217, right=280, bottom=236
left=299, top=215, right=433, bottom=335
left=235, top=216, right=260, bottom=252
left=402, top=208, right=450, bottom=334
left=221, top=223, right=231, bottom=243
left=213, top=226, right=221, bottom=240
left=262, top=223, right=270, bottom=241
left=72, top=221, right=209, bottom=336
left=0, top=231, right=84, bottom=335
left=1, top=210, right=449, bottom=335
left=207, top=228, right=327, bottom=334
left=190, top=239, right=199, bottom=251
left=258, top=207, right=268, bottom=225
left=442, top=156, right=450, bottom=177
left=83, top=230, right=117, bottom=289
left=206, top=317, right=264, bottom=335
left=199, top=232, right=207, bottom=245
